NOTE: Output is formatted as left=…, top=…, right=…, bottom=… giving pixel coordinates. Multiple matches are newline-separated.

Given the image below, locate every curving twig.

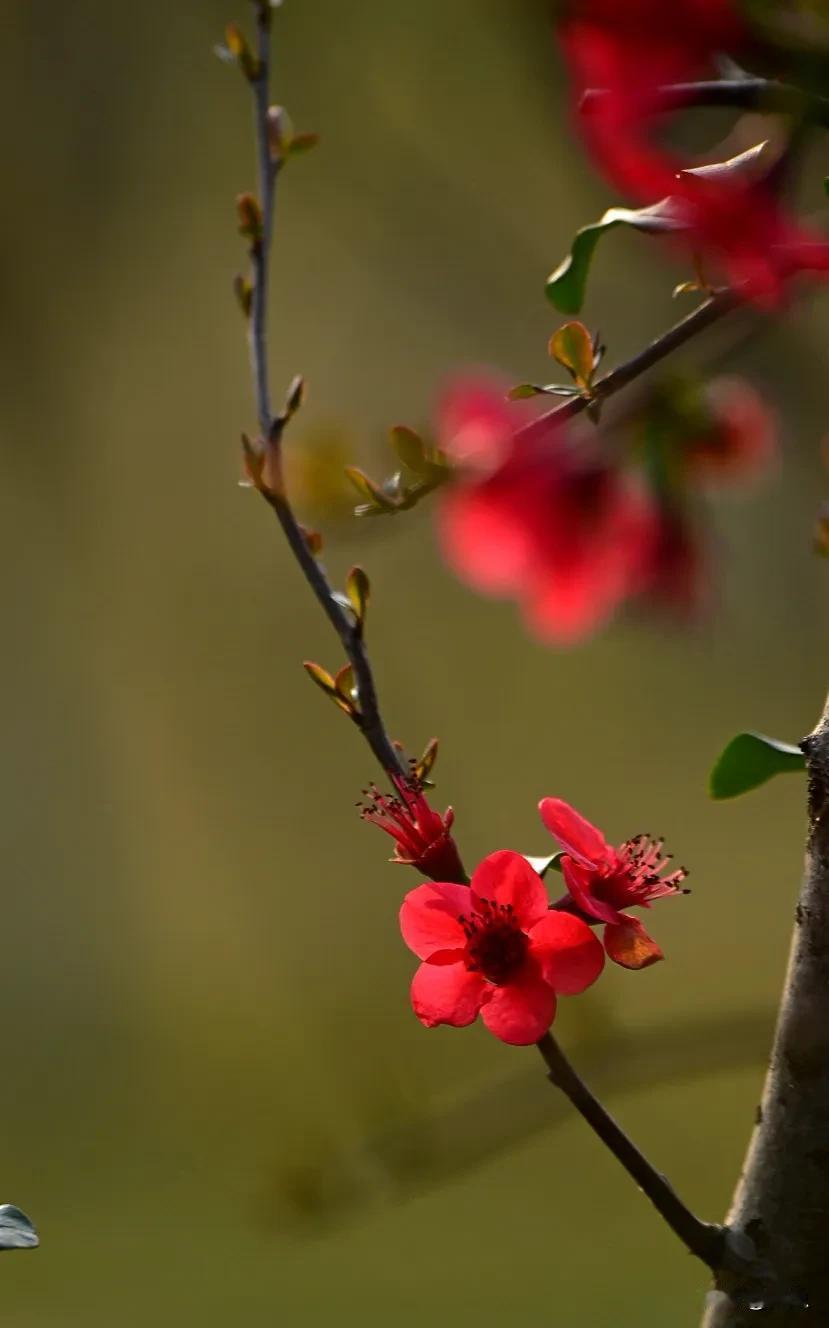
left=241, top=1, right=404, bottom=780
left=580, top=78, right=829, bottom=129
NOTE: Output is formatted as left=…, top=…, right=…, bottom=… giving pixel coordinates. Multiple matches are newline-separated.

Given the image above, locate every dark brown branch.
left=516, top=290, right=739, bottom=445
left=243, top=2, right=404, bottom=780
left=580, top=79, right=829, bottom=130
left=701, top=698, right=829, bottom=1325
left=537, top=1032, right=730, bottom=1270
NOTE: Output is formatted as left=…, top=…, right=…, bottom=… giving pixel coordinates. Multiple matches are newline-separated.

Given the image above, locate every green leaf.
left=286, top=132, right=321, bottom=157
left=824, top=176, right=829, bottom=199
left=546, top=200, right=685, bottom=315
left=524, top=852, right=565, bottom=878
left=709, top=731, right=805, bottom=800
left=0, top=1207, right=38, bottom=1251
left=507, top=383, right=545, bottom=401
left=344, top=467, right=397, bottom=513
left=390, top=425, right=428, bottom=473
left=548, top=321, right=595, bottom=389
left=345, top=565, right=370, bottom=627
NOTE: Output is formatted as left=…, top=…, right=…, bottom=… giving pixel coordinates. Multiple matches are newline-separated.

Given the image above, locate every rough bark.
left=702, top=698, right=829, bottom=1324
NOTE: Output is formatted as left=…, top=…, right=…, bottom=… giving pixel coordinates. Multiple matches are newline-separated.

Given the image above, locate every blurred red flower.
left=562, top=1, right=829, bottom=296
left=685, top=376, right=777, bottom=485
left=540, top=798, right=688, bottom=969
left=400, top=850, right=605, bottom=1044
left=436, top=379, right=655, bottom=644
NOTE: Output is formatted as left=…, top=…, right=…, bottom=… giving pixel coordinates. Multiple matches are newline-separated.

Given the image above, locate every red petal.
left=604, top=918, right=664, bottom=969
left=410, top=961, right=486, bottom=1028
left=438, top=488, right=534, bottom=595
left=528, top=912, right=606, bottom=994
left=479, top=962, right=557, bottom=1045
left=437, top=376, right=514, bottom=473
left=523, top=564, right=621, bottom=645
left=538, top=798, right=611, bottom=868
left=561, top=858, right=622, bottom=927
left=470, top=850, right=548, bottom=929
left=399, top=882, right=470, bottom=960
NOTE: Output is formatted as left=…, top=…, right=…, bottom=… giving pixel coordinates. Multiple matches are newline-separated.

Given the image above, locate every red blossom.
left=539, top=798, right=688, bottom=969
left=400, top=850, right=605, bottom=1045
left=685, top=376, right=777, bottom=485
left=436, top=380, right=656, bottom=644
left=360, top=771, right=467, bottom=884
left=561, top=1, right=829, bottom=297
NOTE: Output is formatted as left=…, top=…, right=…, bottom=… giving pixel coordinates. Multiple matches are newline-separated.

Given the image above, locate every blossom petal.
left=438, top=487, right=535, bottom=595
left=437, top=376, right=514, bottom=473
left=470, top=850, right=549, bottom=929
left=528, top=912, right=606, bottom=994
left=399, top=882, right=470, bottom=960
left=410, top=961, right=486, bottom=1028
left=538, top=798, right=612, bottom=868
left=562, top=858, right=622, bottom=926
left=604, top=918, right=664, bottom=969
left=479, top=962, right=557, bottom=1045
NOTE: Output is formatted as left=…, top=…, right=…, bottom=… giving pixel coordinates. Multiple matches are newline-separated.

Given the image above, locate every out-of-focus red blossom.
left=436, top=379, right=656, bottom=644
left=561, top=0, right=829, bottom=297
left=540, top=798, right=688, bottom=969
left=359, top=772, right=467, bottom=884
left=400, top=850, right=605, bottom=1045
left=685, top=377, right=777, bottom=485
left=436, top=377, right=514, bottom=474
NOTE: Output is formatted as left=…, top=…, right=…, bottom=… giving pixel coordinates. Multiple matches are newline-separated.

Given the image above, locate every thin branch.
left=516, top=290, right=739, bottom=445
left=580, top=79, right=829, bottom=129
left=243, top=2, right=405, bottom=780
left=536, top=1031, right=729, bottom=1270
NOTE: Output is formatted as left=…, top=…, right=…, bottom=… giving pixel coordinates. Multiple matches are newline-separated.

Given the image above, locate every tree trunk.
left=702, top=697, right=829, bottom=1325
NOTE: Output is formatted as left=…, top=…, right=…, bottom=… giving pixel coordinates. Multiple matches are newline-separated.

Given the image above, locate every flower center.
left=460, top=900, right=528, bottom=984
left=597, top=834, right=688, bottom=909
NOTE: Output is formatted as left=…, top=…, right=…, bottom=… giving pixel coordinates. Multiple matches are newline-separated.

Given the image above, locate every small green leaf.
left=303, top=661, right=353, bottom=714
left=334, top=664, right=357, bottom=710
left=286, top=132, right=321, bottom=157
left=546, top=200, right=685, bottom=315
left=415, top=737, right=439, bottom=784
left=344, top=467, right=397, bottom=513
left=390, top=425, right=427, bottom=473
left=548, top=321, right=595, bottom=390
left=283, top=374, right=305, bottom=419
left=709, top=731, right=805, bottom=800
left=345, top=565, right=370, bottom=627
left=824, top=176, right=829, bottom=199
left=524, top=852, right=565, bottom=878
left=507, top=383, right=545, bottom=401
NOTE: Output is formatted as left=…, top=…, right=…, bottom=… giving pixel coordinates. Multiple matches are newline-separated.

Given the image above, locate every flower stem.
left=580, top=79, right=829, bottom=129
left=536, top=1030, right=727, bottom=1269
left=517, top=290, right=739, bottom=443
left=243, top=1, right=404, bottom=781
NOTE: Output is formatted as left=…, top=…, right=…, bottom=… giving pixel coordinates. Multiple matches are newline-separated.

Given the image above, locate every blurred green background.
left=2, top=1, right=829, bottom=1324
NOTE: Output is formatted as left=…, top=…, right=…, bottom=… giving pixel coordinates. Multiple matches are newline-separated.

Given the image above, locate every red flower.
left=539, top=798, right=688, bottom=969
left=685, top=377, right=777, bottom=486
left=400, top=850, right=605, bottom=1045
left=562, top=1, right=829, bottom=298
left=436, top=381, right=656, bottom=644
left=360, top=772, right=467, bottom=884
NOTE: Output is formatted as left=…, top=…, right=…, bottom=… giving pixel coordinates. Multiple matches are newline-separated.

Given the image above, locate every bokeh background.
left=3, top=2, right=829, bottom=1324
